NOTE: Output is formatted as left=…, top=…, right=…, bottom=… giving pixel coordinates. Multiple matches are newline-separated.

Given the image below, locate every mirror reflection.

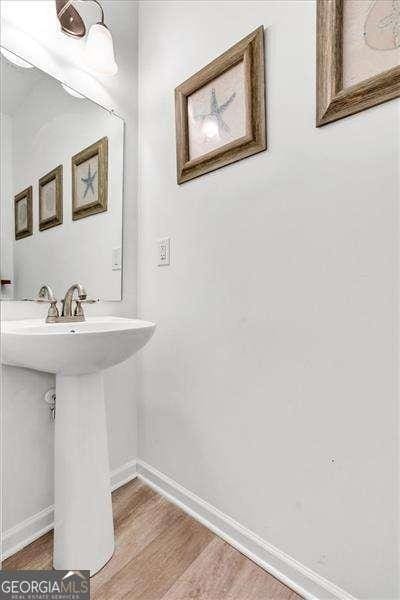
left=0, top=49, right=124, bottom=301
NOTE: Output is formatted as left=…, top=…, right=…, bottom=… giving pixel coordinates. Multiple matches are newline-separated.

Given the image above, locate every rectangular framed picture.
left=39, top=165, right=63, bottom=231
left=175, top=27, right=266, bottom=184
left=72, top=137, right=108, bottom=220
left=317, top=0, right=400, bottom=126
left=14, top=186, right=33, bottom=240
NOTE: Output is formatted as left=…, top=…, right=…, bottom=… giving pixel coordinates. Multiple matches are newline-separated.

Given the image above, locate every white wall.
left=0, top=112, right=14, bottom=300
left=1, top=2, right=398, bottom=597
left=1, top=0, right=139, bottom=535
left=137, top=2, right=399, bottom=599
left=11, top=78, right=123, bottom=301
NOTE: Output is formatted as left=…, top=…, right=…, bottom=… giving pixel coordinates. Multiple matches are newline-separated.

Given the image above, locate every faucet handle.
left=35, top=297, right=58, bottom=303
left=35, top=297, right=60, bottom=322
left=74, top=298, right=98, bottom=317
left=47, top=301, right=60, bottom=321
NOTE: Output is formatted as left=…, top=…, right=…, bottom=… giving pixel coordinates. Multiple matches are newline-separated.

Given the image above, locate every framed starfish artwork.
left=72, top=137, right=108, bottom=220
left=14, top=186, right=33, bottom=241
left=175, top=27, right=266, bottom=184
left=317, top=0, right=400, bottom=126
left=39, top=165, right=63, bottom=231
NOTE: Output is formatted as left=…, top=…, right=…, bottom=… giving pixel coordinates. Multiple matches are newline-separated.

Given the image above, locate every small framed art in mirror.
left=14, top=187, right=33, bottom=241
left=72, top=137, right=108, bottom=221
left=39, top=165, right=63, bottom=231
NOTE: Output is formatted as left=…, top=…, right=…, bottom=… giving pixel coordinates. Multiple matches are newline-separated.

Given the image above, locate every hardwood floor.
left=3, top=479, right=302, bottom=600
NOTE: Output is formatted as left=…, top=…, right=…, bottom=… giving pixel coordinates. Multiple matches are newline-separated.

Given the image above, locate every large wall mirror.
left=0, top=48, right=124, bottom=302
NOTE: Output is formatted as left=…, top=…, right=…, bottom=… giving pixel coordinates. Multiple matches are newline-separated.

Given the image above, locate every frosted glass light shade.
left=85, top=23, right=118, bottom=76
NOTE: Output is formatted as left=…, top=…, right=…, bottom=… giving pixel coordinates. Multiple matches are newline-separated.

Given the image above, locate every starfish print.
left=81, top=163, right=97, bottom=198
left=194, top=88, right=236, bottom=136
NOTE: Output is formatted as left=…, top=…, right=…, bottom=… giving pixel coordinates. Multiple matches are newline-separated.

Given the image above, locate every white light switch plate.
left=158, top=237, right=170, bottom=266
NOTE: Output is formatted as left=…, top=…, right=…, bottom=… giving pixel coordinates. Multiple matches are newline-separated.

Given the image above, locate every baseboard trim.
left=0, top=506, right=54, bottom=564
left=1, top=458, right=137, bottom=562
left=110, top=458, right=138, bottom=492
left=137, top=460, right=356, bottom=600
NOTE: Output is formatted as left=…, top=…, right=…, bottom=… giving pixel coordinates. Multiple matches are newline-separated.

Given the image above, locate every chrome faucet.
left=35, top=283, right=96, bottom=323
left=62, top=283, right=87, bottom=320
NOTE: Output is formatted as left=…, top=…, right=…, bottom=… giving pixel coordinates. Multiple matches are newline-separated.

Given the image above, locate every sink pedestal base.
left=53, top=372, right=114, bottom=576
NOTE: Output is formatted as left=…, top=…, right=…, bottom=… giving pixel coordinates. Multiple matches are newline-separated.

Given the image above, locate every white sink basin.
left=1, top=315, right=155, bottom=576
left=2, top=316, right=155, bottom=375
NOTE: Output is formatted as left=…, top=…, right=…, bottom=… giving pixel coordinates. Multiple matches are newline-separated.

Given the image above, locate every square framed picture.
left=317, top=0, right=400, bottom=126
left=175, top=27, right=266, bottom=184
left=72, top=137, right=108, bottom=220
left=14, top=186, right=33, bottom=240
left=39, top=165, right=63, bottom=231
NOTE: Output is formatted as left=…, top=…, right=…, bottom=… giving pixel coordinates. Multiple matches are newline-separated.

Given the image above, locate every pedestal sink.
left=2, top=316, right=155, bottom=575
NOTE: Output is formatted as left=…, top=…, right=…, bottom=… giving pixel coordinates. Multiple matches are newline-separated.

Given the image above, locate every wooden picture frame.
left=316, top=0, right=400, bottom=126
left=72, top=137, right=108, bottom=220
left=14, top=187, right=33, bottom=240
left=175, top=26, right=266, bottom=184
left=39, top=165, right=63, bottom=231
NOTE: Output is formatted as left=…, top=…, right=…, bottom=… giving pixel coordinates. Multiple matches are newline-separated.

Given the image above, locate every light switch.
left=112, top=247, right=122, bottom=270
left=158, top=237, right=170, bottom=266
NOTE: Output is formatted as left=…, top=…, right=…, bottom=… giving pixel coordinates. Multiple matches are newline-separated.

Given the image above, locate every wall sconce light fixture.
left=55, top=0, right=118, bottom=76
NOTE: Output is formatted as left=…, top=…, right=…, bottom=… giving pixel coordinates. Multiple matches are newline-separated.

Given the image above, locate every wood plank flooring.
left=3, top=479, right=302, bottom=600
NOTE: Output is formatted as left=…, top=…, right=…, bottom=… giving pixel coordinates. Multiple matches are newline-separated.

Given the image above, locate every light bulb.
left=0, top=47, right=34, bottom=69
left=61, top=83, right=85, bottom=99
left=202, top=117, right=219, bottom=139
left=85, top=23, right=118, bottom=76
